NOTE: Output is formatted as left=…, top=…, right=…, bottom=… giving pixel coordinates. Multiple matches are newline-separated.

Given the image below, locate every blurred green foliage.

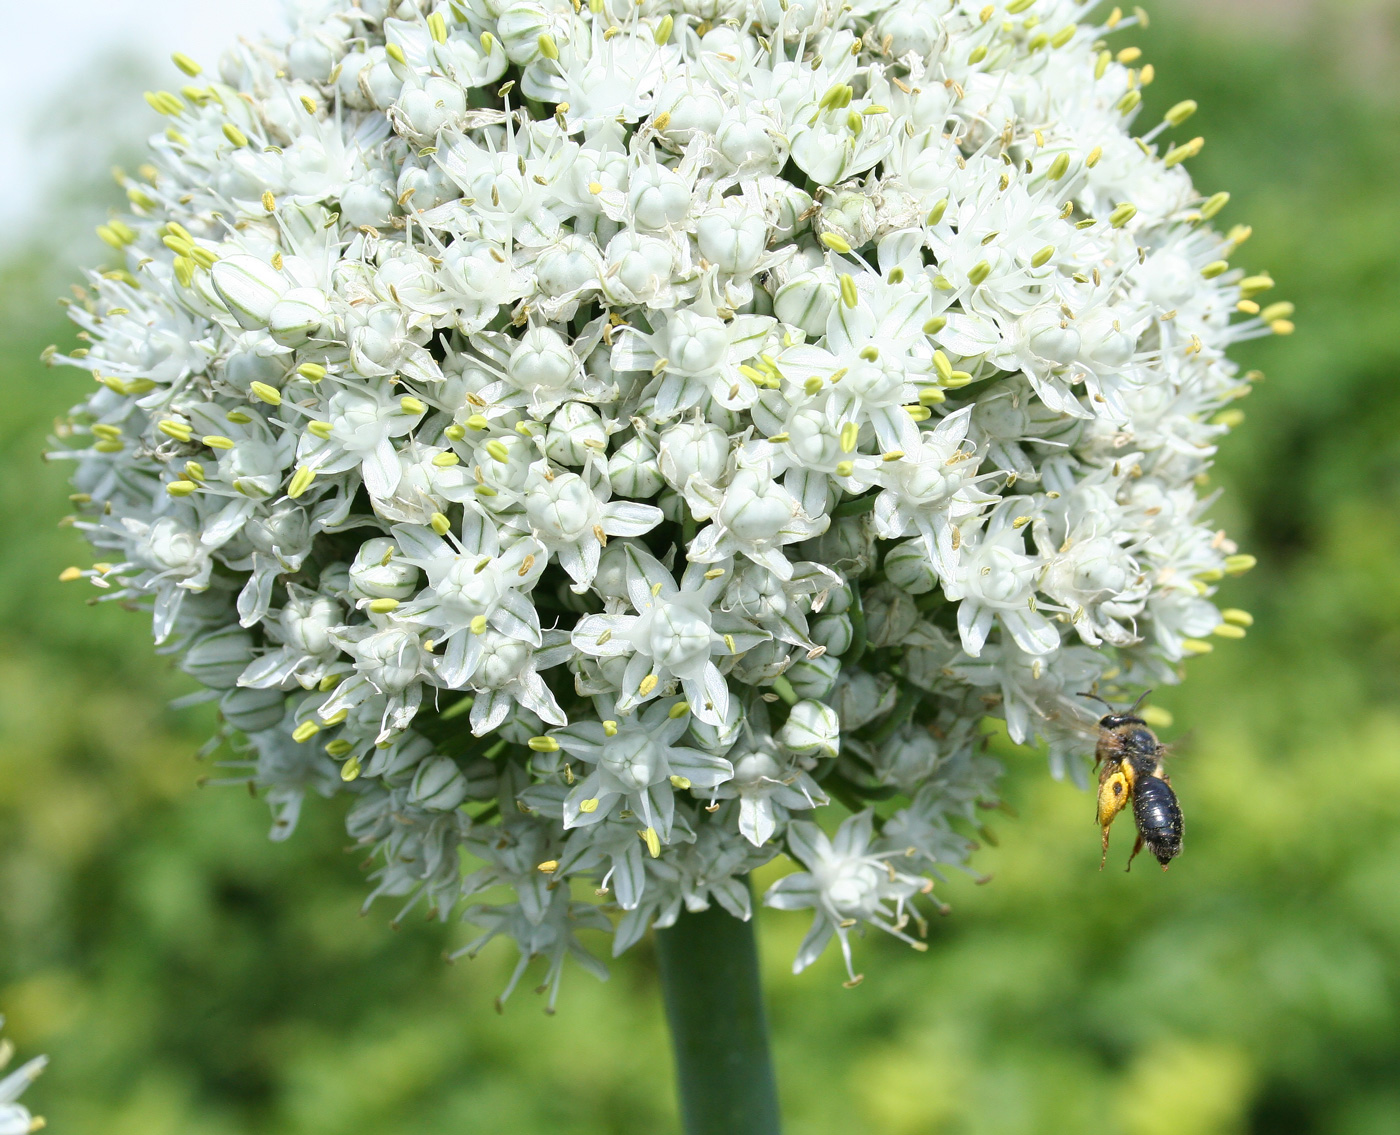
left=3, top=5, right=1400, bottom=1134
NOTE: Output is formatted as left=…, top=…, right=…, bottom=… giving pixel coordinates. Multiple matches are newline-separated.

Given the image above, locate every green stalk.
left=654, top=894, right=782, bottom=1135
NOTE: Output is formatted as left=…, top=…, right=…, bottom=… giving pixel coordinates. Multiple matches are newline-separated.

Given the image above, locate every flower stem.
left=654, top=894, right=782, bottom=1135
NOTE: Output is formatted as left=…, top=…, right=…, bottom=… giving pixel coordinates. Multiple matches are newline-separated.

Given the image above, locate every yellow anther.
left=340, top=755, right=361, bottom=782
left=1109, top=202, right=1137, bottom=228
left=654, top=14, right=673, bottom=44
left=839, top=274, right=859, bottom=308
left=249, top=381, right=281, bottom=405
left=166, top=480, right=198, bottom=497
left=297, top=362, right=326, bottom=382
left=368, top=598, right=400, bottom=614
left=839, top=421, right=859, bottom=453
left=858, top=345, right=879, bottom=361
left=1117, top=46, right=1142, bottom=64
left=1212, top=409, right=1245, bottom=429
left=538, top=33, right=560, bottom=60
left=385, top=43, right=407, bottom=65
left=968, top=260, right=991, bottom=285
left=579, top=798, right=600, bottom=813
left=433, top=452, right=461, bottom=467
left=1260, top=302, right=1294, bottom=323
left=428, top=11, right=448, bottom=42
left=1031, top=245, right=1055, bottom=268
left=59, top=567, right=83, bottom=582
left=1164, top=137, right=1204, bottom=168
left=804, top=376, right=823, bottom=395
left=1270, top=319, right=1295, bottom=336
left=300, top=95, right=317, bottom=114
left=603, top=720, right=618, bottom=736
left=470, top=615, right=488, bottom=634
left=324, top=739, right=353, bottom=757
left=222, top=123, right=248, bottom=148
left=400, top=395, right=426, bottom=415
left=1221, top=608, right=1254, bottom=628
left=287, top=465, right=316, bottom=499
left=430, top=512, right=452, bottom=535
left=158, top=419, right=193, bottom=442
left=640, top=827, right=661, bottom=858
left=1213, top=624, right=1246, bottom=639
left=1238, top=274, right=1274, bottom=298
left=307, top=421, right=333, bottom=440
left=904, top=404, right=932, bottom=421
left=1086, top=146, right=1103, bottom=168
left=923, top=315, right=947, bottom=335
left=919, top=388, right=946, bottom=405
left=639, top=674, right=659, bottom=697
left=172, top=52, right=202, bottom=76
left=1165, top=99, right=1198, bottom=127
left=292, top=721, right=321, bottom=743
left=835, top=460, right=854, bottom=477
left=670, top=775, right=692, bottom=790
left=528, top=735, right=561, bottom=752
left=1196, top=193, right=1230, bottom=223
left=820, top=232, right=852, bottom=254
left=1181, top=638, right=1214, bottom=655
left=1201, top=260, right=1229, bottom=279
left=1050, top=25, right=1076, bottom=48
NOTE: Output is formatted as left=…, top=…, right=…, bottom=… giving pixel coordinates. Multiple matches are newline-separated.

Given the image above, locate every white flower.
left=0, top=1019, right=47, bottom=1135
left=51, top=0, right=1273, bottom=990
left=765, top=811, right=931, bottom=982
left=551, top=698, right=735, bottom=844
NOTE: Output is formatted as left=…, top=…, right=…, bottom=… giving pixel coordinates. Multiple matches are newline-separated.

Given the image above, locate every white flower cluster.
left=50, top=0, right=1280, bottom=995
left=0, top=1019, right=47, bottom=1135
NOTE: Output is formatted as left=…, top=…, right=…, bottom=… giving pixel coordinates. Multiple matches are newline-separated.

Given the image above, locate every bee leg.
left=1100, top=823, right=1110, bottom=871
left=1125, top=833, right=1144, bottom=873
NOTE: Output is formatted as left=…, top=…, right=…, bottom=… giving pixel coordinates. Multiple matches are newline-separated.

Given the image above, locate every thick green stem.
left=654, top=895, right=782, bottom=1135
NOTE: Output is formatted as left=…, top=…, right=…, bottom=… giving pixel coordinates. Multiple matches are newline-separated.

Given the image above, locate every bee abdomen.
left=1132, top=775, right=1183, bottom=866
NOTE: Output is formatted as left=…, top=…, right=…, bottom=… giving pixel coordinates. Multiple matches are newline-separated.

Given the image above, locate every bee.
left=1084, top=692, right=1184, bottom=871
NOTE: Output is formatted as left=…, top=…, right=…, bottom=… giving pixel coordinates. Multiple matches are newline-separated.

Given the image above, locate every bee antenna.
left=1077, top=691, right=1114, bottom=710
left=1128, top=689, right=1153, bottom=715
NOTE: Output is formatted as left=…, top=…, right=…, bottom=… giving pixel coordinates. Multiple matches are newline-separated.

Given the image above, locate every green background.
left=3, top=4, right=1399, bottom=1132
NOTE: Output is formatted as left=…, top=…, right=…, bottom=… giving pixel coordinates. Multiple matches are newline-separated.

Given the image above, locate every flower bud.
left=778, top=699, right=840, bottom=759
left=545, top=402, right=607, bottom=466
left=785, top=653, right=841, bottom=699
left=883, top=539, right=939, bottom=594
left=182, top=626, right=256, bottom=688
left=267, top=287, right=330, bottom=346
left=658, top=420, right=729, bottom=488
left=219, top=686, right=287, bottom=733
left=608, top=435, right=664, bottom=498
left=862, top=581, right=920, bottom=648
left=410, top=756, right=469, bottom=810
left=211, top=255, right=288, bottom=329
left=628, top=164, right=691, bottom=229
left=809, top=613, right=853, bottom=656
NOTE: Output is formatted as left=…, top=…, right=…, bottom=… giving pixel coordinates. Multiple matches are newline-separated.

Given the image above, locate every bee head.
left=1098, top=713, right=1145, bottom=732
